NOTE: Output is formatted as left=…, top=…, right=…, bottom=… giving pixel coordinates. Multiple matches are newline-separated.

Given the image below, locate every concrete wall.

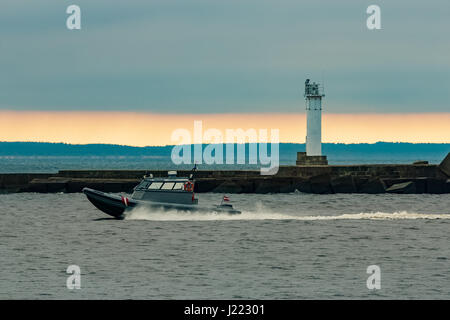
left=0, top=173, right=52, bottom=192
left=0, top=161, right=447, bottom=194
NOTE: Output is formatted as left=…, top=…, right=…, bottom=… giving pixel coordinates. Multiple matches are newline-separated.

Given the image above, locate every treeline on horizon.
left=0, top=141, right=448, bottom=158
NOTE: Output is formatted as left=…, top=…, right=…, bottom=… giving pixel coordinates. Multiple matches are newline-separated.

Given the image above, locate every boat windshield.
left=148, top=182, right=163, bottom=190
left=136, top=181, right=150, bottom=189
left=161, top=182, right=175, bottom=190
left=173, top=182, right=184, bottom=190
left=144, top=181, right=187, bottom=191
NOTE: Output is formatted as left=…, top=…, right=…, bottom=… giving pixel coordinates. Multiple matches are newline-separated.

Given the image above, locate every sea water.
left=1, top=192, right=449, bottom=299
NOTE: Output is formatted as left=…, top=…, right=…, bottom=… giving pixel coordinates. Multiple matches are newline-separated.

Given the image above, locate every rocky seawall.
left=1, top=153, right=449, bottom=194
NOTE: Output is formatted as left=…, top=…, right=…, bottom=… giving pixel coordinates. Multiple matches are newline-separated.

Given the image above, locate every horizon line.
left=1, top=111, right=449, bottom=146
left=1, top=141, right=449, bottom=148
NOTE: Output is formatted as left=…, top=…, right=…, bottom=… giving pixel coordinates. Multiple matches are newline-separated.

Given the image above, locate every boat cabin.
left=131, top=171, right=198, bottom=205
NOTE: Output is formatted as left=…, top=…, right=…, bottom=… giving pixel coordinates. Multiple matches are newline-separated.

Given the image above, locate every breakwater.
left=1, top=152, right=449, bottom=194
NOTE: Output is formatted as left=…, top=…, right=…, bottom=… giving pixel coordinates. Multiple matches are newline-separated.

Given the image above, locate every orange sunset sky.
left=0, top=111, right=448, bottom=146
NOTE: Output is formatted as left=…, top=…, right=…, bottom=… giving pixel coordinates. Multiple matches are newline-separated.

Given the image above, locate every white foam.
left=124, top=207, right=450, bottom=222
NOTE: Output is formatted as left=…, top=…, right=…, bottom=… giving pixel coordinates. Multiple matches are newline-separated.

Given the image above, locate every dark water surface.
left=1, top=192, right=449, bottom=299
left=0, top=154, right=446, bottom=173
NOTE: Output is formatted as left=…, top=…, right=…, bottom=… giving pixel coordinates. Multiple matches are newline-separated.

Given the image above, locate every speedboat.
left=83, top=170, right=241, bottom=219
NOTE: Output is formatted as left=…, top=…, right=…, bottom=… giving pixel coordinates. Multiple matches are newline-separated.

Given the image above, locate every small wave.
left=124, top=208, right=450, bottom=221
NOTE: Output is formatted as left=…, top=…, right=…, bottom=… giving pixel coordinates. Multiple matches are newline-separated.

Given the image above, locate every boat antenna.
left=190, top=162, right=198, bottom=180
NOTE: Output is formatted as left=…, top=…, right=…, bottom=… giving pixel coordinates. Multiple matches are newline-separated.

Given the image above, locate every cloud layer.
left=1, top=0, right=449, bottom=113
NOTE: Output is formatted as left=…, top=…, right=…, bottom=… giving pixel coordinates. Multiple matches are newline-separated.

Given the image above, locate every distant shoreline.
left=0, top=141, right=449, bottom=157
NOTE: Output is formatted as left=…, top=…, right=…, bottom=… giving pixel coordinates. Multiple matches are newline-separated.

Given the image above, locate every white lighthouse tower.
left=296, top=79, right=328, bottom=165
left=305, top=79, right=324, bottom=156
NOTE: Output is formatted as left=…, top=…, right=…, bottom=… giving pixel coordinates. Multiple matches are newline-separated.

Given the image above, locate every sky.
left=0, top=0, right=449, bottom=144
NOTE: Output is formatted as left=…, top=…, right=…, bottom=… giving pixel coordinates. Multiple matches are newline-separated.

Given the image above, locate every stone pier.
left=1, top=152, right=449, bottom=195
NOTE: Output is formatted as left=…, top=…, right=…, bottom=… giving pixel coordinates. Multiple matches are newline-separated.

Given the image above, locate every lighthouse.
left=305, top=79, right=324, bottom=156
left=296, top=79, right=328, bottom=165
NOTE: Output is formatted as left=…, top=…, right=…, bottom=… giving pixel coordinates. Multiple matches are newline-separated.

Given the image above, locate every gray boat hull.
left=83, top=188, right=241, bottom=219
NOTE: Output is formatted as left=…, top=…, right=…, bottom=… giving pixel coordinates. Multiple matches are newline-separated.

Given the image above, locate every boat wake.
left=124, top=207, right=450, bottom=221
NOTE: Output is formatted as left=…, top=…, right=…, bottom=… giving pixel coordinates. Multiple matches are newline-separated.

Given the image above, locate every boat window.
left=160, top=182, right=175, bottom=190
left=173, top=182, right=184, bottom=190
left=148, top=182, right=163, bottom=190
left=136, top=181, right=150, bottom=189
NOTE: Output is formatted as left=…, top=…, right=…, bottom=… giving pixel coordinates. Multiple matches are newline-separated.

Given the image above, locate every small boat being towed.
left=83, top=170, right=241, bottom=219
